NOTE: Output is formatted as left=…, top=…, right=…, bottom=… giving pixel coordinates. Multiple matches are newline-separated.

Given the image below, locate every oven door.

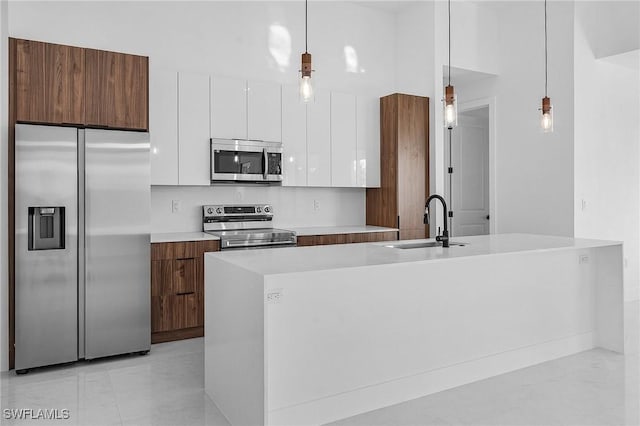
left=211, top=139, right=282, bottom=182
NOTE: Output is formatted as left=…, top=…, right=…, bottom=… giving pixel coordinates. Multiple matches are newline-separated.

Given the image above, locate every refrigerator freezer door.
left=84, top=129, right=151, bottom=359
left=15, top=124, right=79, bottom=370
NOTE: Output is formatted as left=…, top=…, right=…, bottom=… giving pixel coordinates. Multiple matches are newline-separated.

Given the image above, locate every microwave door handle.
left=263, top=148, right=268, bottom=180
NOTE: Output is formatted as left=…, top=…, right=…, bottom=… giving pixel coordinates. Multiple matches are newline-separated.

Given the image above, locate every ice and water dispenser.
left=28, top=207, right=65, bottom=250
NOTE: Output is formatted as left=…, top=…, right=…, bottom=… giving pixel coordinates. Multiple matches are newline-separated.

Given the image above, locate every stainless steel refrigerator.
left=15, top=124, right=151, bottom=372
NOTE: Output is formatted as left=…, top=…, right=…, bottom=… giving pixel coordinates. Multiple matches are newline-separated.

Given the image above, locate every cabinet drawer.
left=296, top=231, right=398, bottom=247
left=151, top=293, right=201, bottom=333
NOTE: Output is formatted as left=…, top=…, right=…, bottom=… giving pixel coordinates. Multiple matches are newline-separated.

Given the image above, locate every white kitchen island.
left=204, top=233, right=625, bottom=426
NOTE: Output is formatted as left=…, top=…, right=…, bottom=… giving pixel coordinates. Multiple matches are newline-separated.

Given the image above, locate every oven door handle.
left=224, top=239, right=296, bottom=249
left=262, top=148, right=268, bottom=180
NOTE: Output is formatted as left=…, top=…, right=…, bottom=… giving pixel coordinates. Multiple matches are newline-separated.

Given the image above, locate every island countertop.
left=204, top=232, right=624, bottom=426
left=204, top=233, right=620, bottom=275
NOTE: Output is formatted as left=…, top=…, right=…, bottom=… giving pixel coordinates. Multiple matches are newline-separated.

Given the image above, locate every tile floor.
left=1, top=301, right=638, bottom=426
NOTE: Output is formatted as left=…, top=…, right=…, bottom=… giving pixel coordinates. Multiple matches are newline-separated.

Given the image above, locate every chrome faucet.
left=424, top=194, right=450, bottom=248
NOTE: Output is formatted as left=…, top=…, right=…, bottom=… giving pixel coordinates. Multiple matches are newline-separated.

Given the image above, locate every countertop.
left=151, top=225, right=397, bottom=243
left=204, top=233, right=621, bottom=275
left=287, top=225, right=397, bottom=236
left=151, top=232, right=220, bottom=243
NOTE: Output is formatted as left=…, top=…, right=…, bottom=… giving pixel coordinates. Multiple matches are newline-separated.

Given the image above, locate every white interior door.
left=447, top=109, right=490, bottom=237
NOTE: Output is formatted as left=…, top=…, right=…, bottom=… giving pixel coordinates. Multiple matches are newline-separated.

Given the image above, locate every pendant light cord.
left=448, top=128, right=453, bottom=234
left=305, top=0, right=308, bottom=53
left=448, top=0, right=451, bottom=85
left=544, top=0, right=548, bottom=97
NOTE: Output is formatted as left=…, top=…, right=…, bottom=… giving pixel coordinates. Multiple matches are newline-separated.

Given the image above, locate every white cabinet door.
left=248, top=80, right=282, bottom=142
left=282, top=85, right=307, bottom=186
left=149, top=68, right=178, bottom=185
left=178, top=71, right=210, bottom=186
left=211, top=76, right=247, bottom=140
left=357, top=95, right=381, bottom=188
left=307, top=89, right=331, bottom=187
left=330, top=92, right=357, bottom=187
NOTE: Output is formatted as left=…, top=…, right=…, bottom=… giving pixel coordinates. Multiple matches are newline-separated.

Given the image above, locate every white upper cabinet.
left=178, top=71, right=210, bottom=186
left=149, top=68, right=178, bottom=185
left=357, top=95, right=381, bottom=188
left=307, top=89, right=331, bottom=187
left=282, top=85, right=307, bottom=187
left=330, top=92, right=357, bottom=187
left=211, top=76, right=247, bottom=140
left=248, top=80, right=282, bottom=143
left=151, top=67, right=379, bottom=189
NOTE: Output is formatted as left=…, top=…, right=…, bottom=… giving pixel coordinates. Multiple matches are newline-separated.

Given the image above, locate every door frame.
left=457, top=97, right=497, bottom=235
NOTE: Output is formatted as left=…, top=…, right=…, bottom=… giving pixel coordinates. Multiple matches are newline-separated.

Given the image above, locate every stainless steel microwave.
left=210, top=138, right=283, bottom=183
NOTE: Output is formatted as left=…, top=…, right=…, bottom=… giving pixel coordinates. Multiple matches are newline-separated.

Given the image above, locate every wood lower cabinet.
left=296, top=231, right=398, bottom=247
left=14, top=39, right=85, bottom=125
left=150, top=240, right=219, bottom=343
left=85, top=49, right=148, bottom=130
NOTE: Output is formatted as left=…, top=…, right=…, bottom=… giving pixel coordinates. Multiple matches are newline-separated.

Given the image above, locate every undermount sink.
left=385, top=241, right=467, bottom=249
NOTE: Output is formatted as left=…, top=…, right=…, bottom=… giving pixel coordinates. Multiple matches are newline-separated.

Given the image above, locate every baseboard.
left=267, top=332, right=595, bottom=426
left=151, top=326, right=204, bottom=344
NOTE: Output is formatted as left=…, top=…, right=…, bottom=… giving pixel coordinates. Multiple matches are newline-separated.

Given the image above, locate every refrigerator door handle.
left=78, top=129, right=86, bottom=360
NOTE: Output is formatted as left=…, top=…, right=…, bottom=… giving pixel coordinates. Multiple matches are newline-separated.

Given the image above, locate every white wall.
left=452, top=1, right=575, bottom=237
left=395, top=2, right=435, bottom=98
left=8, top=1, right=398, bottom=234
left=395, top=2, right=440, bottom=235
left=574, top=8, right=640, bottom=302
left=396, top=1, right=574, bottom=238
left=8, top=1, right=395, bottom=93
left=152, top=185, right=364, bottom=233
left=1, top=0, right=8, bottom=372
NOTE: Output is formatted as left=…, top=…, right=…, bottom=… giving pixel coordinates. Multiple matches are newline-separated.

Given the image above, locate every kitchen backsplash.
left=151, top=186, right=366, bottom=233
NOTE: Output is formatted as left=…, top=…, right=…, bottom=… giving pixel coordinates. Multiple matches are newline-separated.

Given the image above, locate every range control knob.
left=207, top=208, right=213, bottom=215
left=216, top=208, right=222, bottom=214
left=256, top=207, right=262, bottom=213
left=264, top=206, right=271, bottom=213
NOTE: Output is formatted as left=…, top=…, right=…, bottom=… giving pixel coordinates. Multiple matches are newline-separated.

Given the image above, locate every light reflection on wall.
left=268, top=24, right=291, bottom=71
left=344, top=45, right=365, bottom=73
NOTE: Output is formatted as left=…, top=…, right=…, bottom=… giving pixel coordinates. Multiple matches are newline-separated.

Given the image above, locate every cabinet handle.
left=176, top=291, right=195, bottom=296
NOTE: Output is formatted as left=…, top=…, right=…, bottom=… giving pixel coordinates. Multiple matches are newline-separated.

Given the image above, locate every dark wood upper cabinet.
left=84, top=49, right=149, bottom=131
left=15, top=39, right=85, bottom=125
left=366, top=94, right=429, bottom=240
left=12, top=38, right=148, bottom=131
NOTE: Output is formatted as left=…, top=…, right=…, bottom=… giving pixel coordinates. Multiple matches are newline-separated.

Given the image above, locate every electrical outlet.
left=313, top=199, right=320, bottom=212
left=171, top=200, right=181, bottom=213
left=579, top=254, right=590, bottom=264
left=265, top=289, right=283, bottom=304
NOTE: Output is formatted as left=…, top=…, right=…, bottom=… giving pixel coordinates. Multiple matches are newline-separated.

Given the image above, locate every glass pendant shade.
left=443, top=85, right=458, bottom=129
left=300, top=52, right=314, bottom=103
left=540, top=96, right=553, bottom=133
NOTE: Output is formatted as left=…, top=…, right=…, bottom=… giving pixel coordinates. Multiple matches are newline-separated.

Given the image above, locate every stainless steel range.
left=203, top=204, right=296, bottom=250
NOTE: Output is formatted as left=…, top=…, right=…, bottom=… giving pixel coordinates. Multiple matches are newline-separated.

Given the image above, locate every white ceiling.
left=443, top=66, right=498, bottom=86
left=577, top=1, right=640, bottom=59
left=600, top=49, right=640, bottom=70
left=460, top=106, right=489, bottom=120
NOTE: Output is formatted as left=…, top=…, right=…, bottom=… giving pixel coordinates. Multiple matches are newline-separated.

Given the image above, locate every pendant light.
left=299, top=0, right=314, bottom=103
left=443, top=0, right=457, bottom=129
left=540, top=0, right=553, bottom=132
